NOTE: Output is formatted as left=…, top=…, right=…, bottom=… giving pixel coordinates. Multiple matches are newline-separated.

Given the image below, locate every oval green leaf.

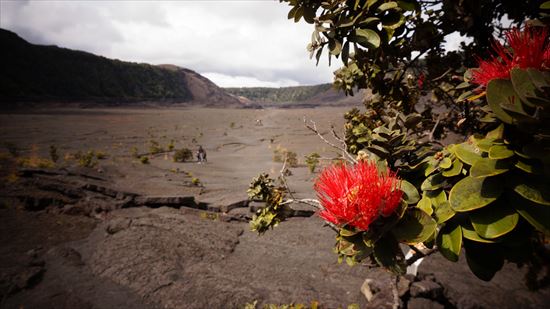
left=469, top=202, right=519, bottom=239
left=436, top=222, right=462, bottom=262
left=391, top=208, right=437, bottom=244
left=470, top=158, right=510, bottom=178
left=400, top=179, right=420, bottom=204
left=454, top=142, right=482, bottom=166
left=421, top=173, right=445, bottom=191
left=449, top=176, right=503, bottom=212
left=515, top=197, right=550, bottom=235
left=442, top=159, right=463, bottom=177
left=433, top=201, right=455, bottom=224
left=461, top=222, right=496, bottom=243
left=417, top=194, right=433, bottom=215
left=508, top=176, right=550, bottom=206
left=488, top=145, right=514, bottom=159
left=486, top=79, right=515, bottom=124
left=354, top=28, right=381, bottom=49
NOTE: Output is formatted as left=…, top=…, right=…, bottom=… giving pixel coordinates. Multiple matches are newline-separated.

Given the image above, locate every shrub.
left=167, top=140, right=175, bottom=151
left=17, top=157, right=54, bottom=169
left=149, top=140, right=164, bottom=154
left=191, top=177, right=201, bottom=186
left=139, top=156, right=149, bottom=164
left=76, top=150, right=96, bottom=168
left=49, top=145, right=59, bottom=163
left=173, top=148, right=193, bottom=162
left=130, top=146, right=139, bottom=158
left=304, top=152, right=321, bottom=173
left=95, top=151, right=107, bottom=160
left=273, top=146, right=298, bottom=167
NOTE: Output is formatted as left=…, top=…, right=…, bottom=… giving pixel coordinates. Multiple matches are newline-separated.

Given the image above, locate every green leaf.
left=542, top=1, right=550, bottom=9
left=509, top=176, right=550, bottom=206
left=400, top=180, right=420, bottom=204
left=436, top=222, right=462, bottom=262
left=455, top=81, right=471, bottom=90
left=464, top=240, right=503, bottom=281
left=486, top=79, right=514, bottom=124
left=354, top=28, right=381, bottom=49
left=485, top=123, right=505, bottom=140
left=461, top=222, right=496, bottom=243
left=391, top=208, right=437, bottom=244
left=373, top=234, right=406, bottom=275
left=397, top=0, right=416, bottom=11
left=469, top=158, right=510, bottom=178
left=329, top=39, right=342, bottom=55
left=449, top=177, right=503, bottom=212
left=469, top=202, right=519, bottom=239
left=433, top=201, right=455, bottom=224
left=303, top=6, right=316, bottom=24
left=341, top=41, right=350, bottom=65
left=442, top=159, right=463, bottom=177
left=510, top=68, right=549, bottom=107
left=454, top=142, right=482, bottom=166
left=416, top=193, right=433, bottom=215
left=488, top=145, right=514, bottom=159
left=377, top=1, right=399, bottom=11
left=527, top=68, right=550, bottom=91
left=514, top=158, right=543, bottom=175
left=421, top=173, right=445, bottom=191
left=514, top=195, right=550, bottom=235
left=439, top=157, right=452, bottom=169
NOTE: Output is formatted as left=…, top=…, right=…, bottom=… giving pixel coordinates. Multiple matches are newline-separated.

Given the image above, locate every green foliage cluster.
left=139, top=156, right=150, bottom=164
left=173, top=148, right=193, bottom=162
left=304, top=152, right=321, bottom=173
left=75, top=150, right=97, bottom=168
left=248, top=0, right=550, bottom=285
left=149, top=140, right=164, bottom=155
left=49, top=145, right=59, bottom=163
left=273, top=146, right=298, bottom=167
left=248, top=174, right=292, bottom=234
left=0, top=29, right=192, bottom=103
left=225, top=84, right=332, bottom=103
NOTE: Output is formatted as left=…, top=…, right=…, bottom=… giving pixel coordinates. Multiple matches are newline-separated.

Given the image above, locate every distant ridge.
left=224, top=84, right=364, bottom=107
left=0, top=28, right=242, bottom=107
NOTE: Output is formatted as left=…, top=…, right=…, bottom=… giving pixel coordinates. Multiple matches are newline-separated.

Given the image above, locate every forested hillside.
left=225, top=84, right=333, bottom=103
left=0, top=29, right=241, bottom=106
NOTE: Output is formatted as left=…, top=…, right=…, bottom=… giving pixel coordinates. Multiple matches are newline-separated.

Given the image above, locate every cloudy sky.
left=0, top=0, right=339, bottom=87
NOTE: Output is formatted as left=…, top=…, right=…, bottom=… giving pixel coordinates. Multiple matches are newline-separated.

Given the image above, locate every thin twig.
left=304, top=117, right=357, bottom=163
left=431, top=67, right=453, bottom=82
left=428, top=114, right=441, bottom=142
left=391, top=275, right=400, bottom=309
left=406, top=245, right=438, bottom=266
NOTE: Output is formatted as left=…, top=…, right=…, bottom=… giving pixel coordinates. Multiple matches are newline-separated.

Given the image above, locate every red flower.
left=418, top=73, right=425, bottom=90
left=314, top=161, right=403, bottom=231
left=471, top=27, right=550, bottom=87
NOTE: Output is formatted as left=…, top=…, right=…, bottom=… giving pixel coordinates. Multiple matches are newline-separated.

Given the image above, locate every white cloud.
left=0, top=0, right=336, bottom=87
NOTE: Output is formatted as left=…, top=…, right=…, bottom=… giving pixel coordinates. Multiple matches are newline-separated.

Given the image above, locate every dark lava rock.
left=133, top=196, right=196, bottom=208
left=408, top=297, right=445, bottom=309
left=410, top=280, right=444, bottom=299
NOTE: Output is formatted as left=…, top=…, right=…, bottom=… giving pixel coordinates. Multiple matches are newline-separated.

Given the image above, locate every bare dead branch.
left=304, top=117, right=357, bottom=164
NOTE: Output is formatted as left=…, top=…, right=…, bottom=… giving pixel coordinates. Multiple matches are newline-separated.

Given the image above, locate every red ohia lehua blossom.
left=471, top=26, right=550, bottom=87
left=314, top=161, right=403, bottom=231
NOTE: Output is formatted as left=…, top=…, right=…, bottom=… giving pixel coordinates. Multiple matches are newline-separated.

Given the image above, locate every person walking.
left=197, top=145, right=207, bottom=164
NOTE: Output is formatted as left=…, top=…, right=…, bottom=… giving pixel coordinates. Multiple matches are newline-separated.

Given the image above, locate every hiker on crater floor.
left=197, top=145, right=207, bottom=164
